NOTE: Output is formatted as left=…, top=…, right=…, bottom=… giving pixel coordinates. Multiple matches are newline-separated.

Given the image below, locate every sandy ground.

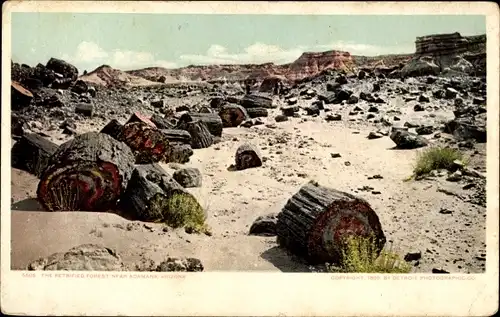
left=10, top=93, right=487, bottom=273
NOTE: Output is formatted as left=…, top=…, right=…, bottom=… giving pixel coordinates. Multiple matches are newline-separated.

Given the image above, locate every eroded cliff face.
left=125, top=50, right=356, bottom=84
left=401, top=32, right=486, bottom=77
left=285, top=50, right=355, bottom=81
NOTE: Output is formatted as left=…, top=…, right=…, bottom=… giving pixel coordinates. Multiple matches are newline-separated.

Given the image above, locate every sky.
left=11, top=13, right=486, bottom=72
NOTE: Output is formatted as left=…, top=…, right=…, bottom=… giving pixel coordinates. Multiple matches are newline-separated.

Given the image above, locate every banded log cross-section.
left=37, top=132, right=135, bottom=212
left=120, top=164, right=204, bottom=223
left=276, top=181, right=386, bottom=265
left=11, top=133, right=59, bottom=178
left=218, top=104, right=250, bottom=127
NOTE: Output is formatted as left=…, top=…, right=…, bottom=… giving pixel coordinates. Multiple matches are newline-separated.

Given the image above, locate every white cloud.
left=62, top=40, right=414, bottom=71
left=309, top=41, right=414, bottom=56
left=179, top=42, right=304, bottom=65
left=63, top=41, right=178, bottom=71
left=178, top=41, right=414, bottom=66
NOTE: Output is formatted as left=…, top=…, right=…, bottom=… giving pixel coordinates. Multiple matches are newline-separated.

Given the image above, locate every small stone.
left=367, top=132, right=383, bottom=139
left=331, top=153, right=341, bottom=158
left=325, top=114, right=342, bottom=121
left=275, top=115, right=288, bottom=122
left=418, top=94, right=430, bottom=103
left=404, top=252, right=422, bottom=262
left=439, top=208, right=453, bottom=215
left=413, top=104, right=424, bottom=112
left=432, top=268, right=450, bottom=274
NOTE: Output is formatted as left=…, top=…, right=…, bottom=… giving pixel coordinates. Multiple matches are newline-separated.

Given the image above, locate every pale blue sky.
left=11, top=13, right=486, bottom=72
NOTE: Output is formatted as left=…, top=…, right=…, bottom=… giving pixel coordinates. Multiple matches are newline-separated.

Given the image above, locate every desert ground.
left=10, top=32, right=488, bottom=274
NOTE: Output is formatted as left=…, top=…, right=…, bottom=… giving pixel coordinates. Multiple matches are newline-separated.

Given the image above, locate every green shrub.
left=150, top=192, right=211, bottom=235
left=413, top=147, right=466, bottom=177
left=327, top=236, right=412, bottom=274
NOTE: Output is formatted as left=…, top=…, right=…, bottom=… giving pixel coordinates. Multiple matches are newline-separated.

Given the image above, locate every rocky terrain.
left=10, top=32, right=488, bottom=273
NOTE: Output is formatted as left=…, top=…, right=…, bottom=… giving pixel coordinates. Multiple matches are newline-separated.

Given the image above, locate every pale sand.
left=10, top=100, right=486, bottom=273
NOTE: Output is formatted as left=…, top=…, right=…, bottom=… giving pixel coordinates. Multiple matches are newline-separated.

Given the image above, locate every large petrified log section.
left=177, top=112, right=223, bottom=137
left=276, top=180, right=386, bottom=265
left=11, top=133, right=59, bottom=178
left=235, top=143, right=263, bottom=170
left=120, top=164, right=205, bottom=226
left=186, top=121, right=213, bottom=149
left=37, top=132, right=135, bottom=212
left=218, top=104, right=250, bottom=127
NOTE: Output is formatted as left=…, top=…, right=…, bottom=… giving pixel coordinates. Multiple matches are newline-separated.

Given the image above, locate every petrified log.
left=151, top=114, right=175, bottom=129
left=281, top=105, right=299, bottom=117
left=125, top=112, right=157, bottom=128
left=37, top=132, right=135, bottom=212
left=177, top=112, right=223, bottom=137
left=11, top=133, right=59, bottom=178
left=186, top=121, right=213, bottom=149
left=235, top=143, right=262, bottom=170
left=218, top=104, right=250, bottom=127
left=75, top=103, right=94, bottom=117
left=240, top=94, right=274, bottom=109
left=276, top=180, right=386, bottom=264
left=11, top=81, right=33, bottom=110
left=100, top=119, right=123, bottom=140
left=120, top=164, right=204, bottom=225
left=160, top=129, right=192, bottom=144
left=246, top=107, right=268, bottom=118
left=120, top=122, right=173, bottom=164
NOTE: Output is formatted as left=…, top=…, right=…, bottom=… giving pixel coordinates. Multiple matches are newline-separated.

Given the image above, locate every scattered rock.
left=157, top=257, right=204, bottom=272
left=390, top=130, right=428, bottom=149
left=249, top=213, right=278, bottom=236
left=173, top=168, right=202, bottom=188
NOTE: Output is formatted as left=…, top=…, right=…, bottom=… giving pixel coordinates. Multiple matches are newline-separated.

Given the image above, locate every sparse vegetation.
left=151, top=192, right=211, bottom=235
left=327, top=236, right=412, bottom=273
left=412, top=146, right=466, bottom=177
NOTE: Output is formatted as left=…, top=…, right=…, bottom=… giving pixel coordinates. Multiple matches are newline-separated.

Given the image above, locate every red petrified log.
left=119, top=121, right=173, bottom=164
left=37, top=132, right=135, bottom=212
left=276, top=180, right=386, bottom=265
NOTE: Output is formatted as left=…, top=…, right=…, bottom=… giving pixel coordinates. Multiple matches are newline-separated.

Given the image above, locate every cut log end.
left=37, top=161, right=122, bottom=211
left=276, top=181, right=386, bottom=265
left=219, top=104, right=249, bottom=127
left=307, top=200, right=386, bottom=264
